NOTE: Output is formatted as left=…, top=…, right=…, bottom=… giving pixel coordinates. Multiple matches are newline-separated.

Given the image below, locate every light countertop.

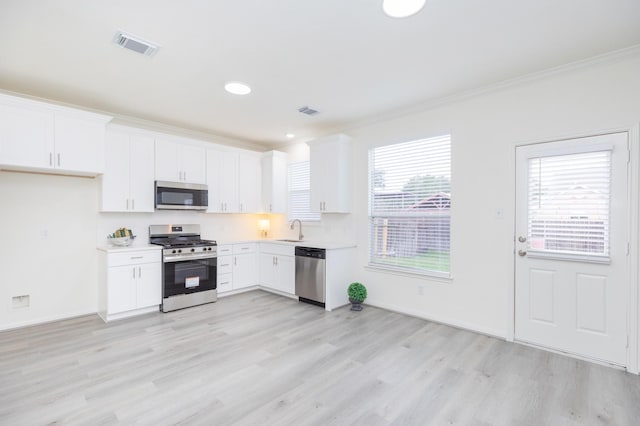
left=215, top=239, right=356, bottom=250
left=96, top=244, right=162, bottom=253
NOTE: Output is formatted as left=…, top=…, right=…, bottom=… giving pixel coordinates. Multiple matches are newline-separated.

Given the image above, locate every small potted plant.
left=347, top=282, right=367, bottom=311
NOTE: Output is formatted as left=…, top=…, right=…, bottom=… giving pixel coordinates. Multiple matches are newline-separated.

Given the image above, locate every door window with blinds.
left=527, top=149, right=611, bottom=260
left=288, top=161, right=320, bottom=222
left=369, top=135, right=451, bottom=276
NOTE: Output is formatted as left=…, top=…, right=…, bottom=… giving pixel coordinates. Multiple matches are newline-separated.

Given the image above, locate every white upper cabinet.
left=308, top=133, right=352, bottom=213
left=155, top=137, right=206, bottom=184
left=101, top=126, right=155, bottom=212
left=261, top=150, right=287, bottom=214
left=54, top=114, right=108, bottom=174
left=237, top=152, right=261, bottom=213
left=207, top=149, right=238, bottom=213
left=0, top=93, right=111, bottom=176
left=207, top=149, right=261, bottom=214
left=0, top=103, right=53, bottom=169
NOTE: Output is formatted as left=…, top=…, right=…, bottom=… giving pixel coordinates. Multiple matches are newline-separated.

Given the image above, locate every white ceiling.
left=1, top=1, right=639, bottom=148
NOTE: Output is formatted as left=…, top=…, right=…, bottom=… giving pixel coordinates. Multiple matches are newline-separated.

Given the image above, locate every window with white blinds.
left=369, top=135, right=451, bottom=275
left=527, top=150, right=611, bottom=257
left=288, top=161, right=320, bottom=222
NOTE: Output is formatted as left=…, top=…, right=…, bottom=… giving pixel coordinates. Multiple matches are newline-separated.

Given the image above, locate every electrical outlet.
left=12, top=295, right=30, bottom=309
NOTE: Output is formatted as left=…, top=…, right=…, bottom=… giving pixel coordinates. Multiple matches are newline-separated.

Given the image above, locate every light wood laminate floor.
left=1, top=291, right=639, bottom=425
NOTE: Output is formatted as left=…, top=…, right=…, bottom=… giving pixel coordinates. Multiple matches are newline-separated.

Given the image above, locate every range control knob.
left=178, top=249, right=182, bottom=253
left=172, top=249, right=176, bottom=254
left=191, top=248, right=195, bottom=252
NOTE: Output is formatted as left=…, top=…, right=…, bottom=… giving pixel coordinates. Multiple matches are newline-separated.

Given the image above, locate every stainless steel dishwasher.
left=295, top=246, right=326, bottom=307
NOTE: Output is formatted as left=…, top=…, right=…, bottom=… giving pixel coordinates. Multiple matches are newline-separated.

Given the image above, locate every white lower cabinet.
left=233, top=243, right=257, bottom=289
left=98, top=247, right=162, bottom=322
left=259, top=243, right=295, bottom=295
left=217, top=247, right=234, bottom=293
left=216, top=243, right=257, bottom=294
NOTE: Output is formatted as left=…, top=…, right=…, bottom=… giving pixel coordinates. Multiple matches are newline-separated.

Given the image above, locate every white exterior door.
left=514, top=132, right=629, bottom=366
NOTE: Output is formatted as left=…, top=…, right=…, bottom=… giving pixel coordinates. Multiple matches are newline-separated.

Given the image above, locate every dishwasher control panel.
left=295, top=247, right=326, bottom=259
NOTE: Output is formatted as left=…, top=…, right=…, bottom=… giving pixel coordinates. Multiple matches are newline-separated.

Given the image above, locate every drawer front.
left=217, top=255, right=233, bottom=275
left=217, top=273, right=233, bottom=293
left=260, top=243, right=294, bottom=257
left=109, top=250, right=161, bottom=267
left=218, top=245, right=233, bottom=256
left=233, top=242, right=257, bottom=254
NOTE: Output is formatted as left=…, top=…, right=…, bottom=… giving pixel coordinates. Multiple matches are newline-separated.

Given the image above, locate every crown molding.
left=331, top=44, right=640, bottom=134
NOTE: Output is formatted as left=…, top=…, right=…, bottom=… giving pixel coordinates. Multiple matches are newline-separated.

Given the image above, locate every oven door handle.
left=164, top=254, right=217, bottom=263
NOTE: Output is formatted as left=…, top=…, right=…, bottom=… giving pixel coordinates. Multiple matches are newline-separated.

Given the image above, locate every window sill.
left=365, top=264, right=452, bottom=282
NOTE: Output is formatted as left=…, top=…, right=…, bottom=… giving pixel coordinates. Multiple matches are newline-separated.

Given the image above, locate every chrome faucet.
left=290, top=219, right=304, bottom=241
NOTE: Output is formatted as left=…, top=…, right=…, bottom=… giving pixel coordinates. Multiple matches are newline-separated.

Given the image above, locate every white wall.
left=0, top=172, right=99, bottom=329
left=0, top=171, right=280, bottom=330
left=345, top=51, right=640, bottom=341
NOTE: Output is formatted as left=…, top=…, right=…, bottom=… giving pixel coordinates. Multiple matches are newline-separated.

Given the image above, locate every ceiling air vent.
left=298, top=106, right=319, bottom=116
left=112, top=31, right=159, bottom=57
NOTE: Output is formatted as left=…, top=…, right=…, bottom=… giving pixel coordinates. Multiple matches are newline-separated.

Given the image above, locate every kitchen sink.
left=276, top=239, right=303, bottom=243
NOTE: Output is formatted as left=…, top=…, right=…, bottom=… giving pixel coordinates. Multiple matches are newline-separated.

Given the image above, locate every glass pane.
left=527, top=151, right=611, bottom=256
left=288, top=161, right=320, bottom=222
left=368, top=135, right=451, bottom=274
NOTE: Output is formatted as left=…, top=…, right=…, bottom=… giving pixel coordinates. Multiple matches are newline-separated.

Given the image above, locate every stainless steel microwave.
left=155, top=181, right=208, bottom=211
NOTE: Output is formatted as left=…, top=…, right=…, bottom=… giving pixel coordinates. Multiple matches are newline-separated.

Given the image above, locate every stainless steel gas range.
left=149, top=224, right=217, bottom=312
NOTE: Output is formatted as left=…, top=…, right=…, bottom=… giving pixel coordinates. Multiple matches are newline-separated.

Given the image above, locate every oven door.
left=163, top=256, right=217, bottom=297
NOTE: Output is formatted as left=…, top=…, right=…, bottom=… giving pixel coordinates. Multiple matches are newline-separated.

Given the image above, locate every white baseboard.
left=366, top=299, right=507, bottom=340
left=0, top=309, right=98, bottom=332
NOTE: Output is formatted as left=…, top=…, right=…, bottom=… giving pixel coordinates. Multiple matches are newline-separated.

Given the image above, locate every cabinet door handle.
left=132, top=267, right=136, bottom=279
left=275, top=256, right=278, bottom=266
left=132, top=199, right=135, bottom=210
left=272, top=256, right=275, bottom=265
left=240, top=203, right=243, bottom=212
left=269, top=204, right=272, bottom=212
left=138, top=266, right=142, bottom=278
left=234, top=256, right=237, bottom=266
left=130, top=256, right=143, bottom=259
left=57, top=153, right=61, bottom=167
left=126, top=199, right=129, bottom=210
left=320, top=202, right=323, bottom=211
left=49, top=152, right=53, bottom=166
left=183, top=171, right=187, bottom=181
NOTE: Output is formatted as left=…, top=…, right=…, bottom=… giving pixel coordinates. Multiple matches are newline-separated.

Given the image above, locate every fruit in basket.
left=110, top=227, right=133, bottom=238
left=107, top=228, right=136, bottom=246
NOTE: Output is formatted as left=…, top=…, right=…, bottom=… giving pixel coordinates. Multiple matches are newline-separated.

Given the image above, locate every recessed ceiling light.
left=224, top=82, right=251, bottom=95
left=286, top=133, right=295, bottom=139
left=383, top=0, right=426, bottom=18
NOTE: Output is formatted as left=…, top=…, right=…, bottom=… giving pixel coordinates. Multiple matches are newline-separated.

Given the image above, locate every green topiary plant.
left=347, top=282, right=367, bottom=303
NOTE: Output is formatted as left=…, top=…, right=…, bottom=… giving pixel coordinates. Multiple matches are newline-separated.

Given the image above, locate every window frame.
left=367, top=135, right=452, bottom=279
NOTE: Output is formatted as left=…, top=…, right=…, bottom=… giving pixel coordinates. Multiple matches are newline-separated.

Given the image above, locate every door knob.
left=518, top=250, right=527, bottom=257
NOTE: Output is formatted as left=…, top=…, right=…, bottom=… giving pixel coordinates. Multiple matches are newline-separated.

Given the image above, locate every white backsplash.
left=98, top=211, right=355, bottom=247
